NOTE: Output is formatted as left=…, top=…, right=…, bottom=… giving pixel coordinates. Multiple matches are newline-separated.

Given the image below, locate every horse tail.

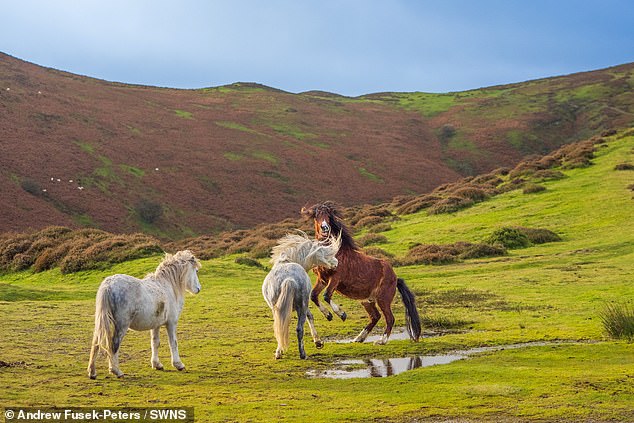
left=397, top=278, right=422, bottom=342
left=273, top=278, right=295, bottom=352
left=93, top=284, right=116, bottom=357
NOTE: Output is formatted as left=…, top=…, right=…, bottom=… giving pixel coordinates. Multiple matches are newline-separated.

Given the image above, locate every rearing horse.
left=301, top=202, right=421, bottom=344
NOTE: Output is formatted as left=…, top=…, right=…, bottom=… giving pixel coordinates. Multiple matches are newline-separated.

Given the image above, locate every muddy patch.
left=307, top=342, right=573, bottom=379
left=330, top=328, right=468, bottom=344
left=0, top=360, right=29, bottom=368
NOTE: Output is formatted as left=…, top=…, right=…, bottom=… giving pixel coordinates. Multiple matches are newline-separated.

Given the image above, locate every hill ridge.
left=1, top=52, right=633, bottom=238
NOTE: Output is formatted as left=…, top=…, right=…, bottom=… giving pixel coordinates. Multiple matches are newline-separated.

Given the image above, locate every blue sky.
left=2, top=0, right=633, bottom=96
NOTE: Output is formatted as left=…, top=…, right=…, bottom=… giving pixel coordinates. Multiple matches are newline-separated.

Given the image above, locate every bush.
left=486, top=227, right=531, bottom=249
left=599, top=302, right=634, bottom=341
left=362, top=247, right=394, bottom=262
left=396, top=195, right=441, bottom=215
left=357, top=233, right=387, bottom=247
left=514, top=227, right=561, bottom=244
left=136, top=200, right=163, bottom=224
left=523, top=183, right=546, bottom=194
left=367, top=223, right=392, bottom=233
left=20, top=178, right=42, bottom=196
left=428, top=196, right=474, bottom=215
left=457, top=243, right=506, bottom=260
left=399, top=242, right=504, bottom=266
left=234, top=256, right=265, bottom=269
left=354, top=216, right=385, bottom=229
left=614, top=163, right=634, bottom=171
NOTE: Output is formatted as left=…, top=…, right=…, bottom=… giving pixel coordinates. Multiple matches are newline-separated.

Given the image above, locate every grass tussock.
left=392, top=136, right=602, bottom=218
left=0, top=136, right=604, bottom=273
left=0, top=226, right=162, bottom=274
left=599, top=302, right=634, bottom=341
left=399, top=241, right=506, bottom=266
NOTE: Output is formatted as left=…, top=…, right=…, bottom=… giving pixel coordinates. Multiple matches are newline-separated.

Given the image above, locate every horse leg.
left=353, top=300, right=382, bottom=343
left=375, top=297, right=395, bottom=345
left=150, top=328, right=164, bottom=370
left=296, top=308, right=307, bottom=359
left=87, top=331, right=100, bottom=379
left=323, top=282, right=347, bottom=321
left=306, top=309, right=324, bottom=349
left=108, top=326, right=127, bottom=377
left=166, top=321, right=185, bottom=371
left=311, top=277, right=333, bottom=321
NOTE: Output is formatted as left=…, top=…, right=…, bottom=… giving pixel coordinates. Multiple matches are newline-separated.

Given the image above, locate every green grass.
left=223, top=152, right=244, bottom=161
left=119, top=164, right=145, bottom=178
left=174, top=109, right=193, bottom=119
left=1, top=134, right=633, bottom=421
left=358, top=167, right=383, bottom=183
left=269, top=123, right=317, bottom=141
left=215, top=121, right=261, bottom=135
left=251, top=151, right=278, bottom=164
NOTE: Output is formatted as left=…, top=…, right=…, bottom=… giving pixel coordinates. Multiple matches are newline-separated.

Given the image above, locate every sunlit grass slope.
left=0, top=133, right=633, bottom=422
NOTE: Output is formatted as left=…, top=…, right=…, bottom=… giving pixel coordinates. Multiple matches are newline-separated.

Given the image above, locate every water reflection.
left=308, top=342, right=569, bottom=379
left=308, top=354, right=466, bottom=379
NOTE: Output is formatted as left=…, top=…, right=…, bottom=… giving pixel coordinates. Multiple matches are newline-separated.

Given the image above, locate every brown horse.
left=301, top=201, right=421, bottom=344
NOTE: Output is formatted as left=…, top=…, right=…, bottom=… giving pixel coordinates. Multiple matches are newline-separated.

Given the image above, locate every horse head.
left=301, top=202, right=356, bottom=250
left=301, top=201, right=341, bottom=241
left=170, top=250, right=202, bottom=295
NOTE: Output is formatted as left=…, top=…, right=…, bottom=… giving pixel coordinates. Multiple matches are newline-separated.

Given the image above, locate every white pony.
left=262, top=232, right=340, bottom=359
left=87, top=250, right=201, bottom=379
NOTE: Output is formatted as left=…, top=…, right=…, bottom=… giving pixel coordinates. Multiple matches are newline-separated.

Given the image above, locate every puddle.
left=307, top=342, right=570, bottom=379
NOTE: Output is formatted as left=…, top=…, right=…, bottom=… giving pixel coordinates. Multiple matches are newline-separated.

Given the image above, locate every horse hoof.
left=300, top=354, right=307, bottom=360
left=89, top=374, right=97, bottom=380
left=340, top=312, right=347, bottom=321
left=326, top=313, right=333, bottom=321
left=110, top=369, right=124, bottom=378
left=153, top=364, right=164, bottom=371
left=315, top=340, right=324, bottom=349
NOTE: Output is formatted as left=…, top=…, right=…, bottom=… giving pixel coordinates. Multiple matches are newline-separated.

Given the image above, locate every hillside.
left=1, top=131, right=633, bottom=421
left=1, top=52, right=633, bottom=238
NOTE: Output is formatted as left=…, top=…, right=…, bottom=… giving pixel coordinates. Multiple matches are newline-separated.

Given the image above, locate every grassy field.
left=1, top=134, right=633, bottom=422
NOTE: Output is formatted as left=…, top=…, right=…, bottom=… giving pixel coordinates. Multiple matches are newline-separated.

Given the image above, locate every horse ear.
left=300, top=205, right=316, bottom=219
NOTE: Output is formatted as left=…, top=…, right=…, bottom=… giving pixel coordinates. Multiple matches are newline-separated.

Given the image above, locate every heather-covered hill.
left=1, top=52, right=633, bottom=238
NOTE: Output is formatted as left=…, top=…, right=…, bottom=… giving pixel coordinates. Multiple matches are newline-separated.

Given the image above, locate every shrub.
left=457, top=243, right=506, bottom=260
left=438, top=124, right=456, bottom=143
left=404, top=244, right=459, bottom=265
left=354, top=216, right=385, bottom=229
left=234, top=256, right=265, bottom=269
left=614, top=163, right=634, bottom=171
left=532, top=169, right=565, bottom=181
left=357, top=233, right=387, bottom=247
left=136, top=200, right=163, bottom=224
left=599, top=302, right=634, bottom=341
left=396, top=195, right=441, bottom=215
left=367, top=223, right=392, bottom=233
left=523, top=183, right=546, bottom=194
left=20, top=178, right=42, bottom=196
left=428, top=196, right=474, bottom=215
left=363, top=247, right=394, bottom=262
left=514, top=227, right=561, bottom=244
left=452, top=186, right=489, bottom=202
left=486, top=227, right=531, bottom=249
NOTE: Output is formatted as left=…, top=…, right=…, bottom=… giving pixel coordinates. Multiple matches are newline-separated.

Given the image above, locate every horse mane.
left=270, top=231, right=314, bottom=265
left=270, top=231, right=340, bottom=269
left=310, top=201, right=358, bottom=251
left=147, top=250, right=200, bottom=294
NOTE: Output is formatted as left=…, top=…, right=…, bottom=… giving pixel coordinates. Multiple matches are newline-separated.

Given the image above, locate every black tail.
left=397, top=278, right=421, bottom=342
